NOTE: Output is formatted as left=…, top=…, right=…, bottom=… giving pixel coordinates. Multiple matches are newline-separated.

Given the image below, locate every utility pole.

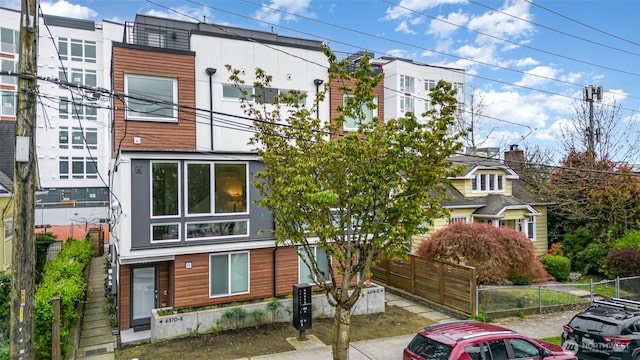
left=583, top=85, right=602, bottom=157
left=11, top=0, right=38, bottom=358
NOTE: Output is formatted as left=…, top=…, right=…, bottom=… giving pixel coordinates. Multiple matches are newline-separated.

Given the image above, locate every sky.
left=2, top=0, right=639, bottom=163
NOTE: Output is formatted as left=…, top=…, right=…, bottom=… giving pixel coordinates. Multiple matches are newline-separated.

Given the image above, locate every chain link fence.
left=477, top=276, right=640, bottom=319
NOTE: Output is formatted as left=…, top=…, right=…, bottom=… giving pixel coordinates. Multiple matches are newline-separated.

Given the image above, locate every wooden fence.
left=372, top=254, right=477, bottom=316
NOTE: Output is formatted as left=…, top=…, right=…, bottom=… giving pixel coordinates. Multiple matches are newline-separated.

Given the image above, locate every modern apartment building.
left=109, top=14, right=330, bottom=332
left=373, top=56, right=465, bottom=123
left=0, top=7, right=123, bottom=236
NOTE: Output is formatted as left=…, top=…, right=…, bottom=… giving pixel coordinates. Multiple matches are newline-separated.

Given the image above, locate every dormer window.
left=471, top=173, right=504, bottom=192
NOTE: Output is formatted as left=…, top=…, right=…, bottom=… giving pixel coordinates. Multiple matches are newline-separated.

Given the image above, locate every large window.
left=59, top=157, right=69, bottom=179
left=125, top=74, right=177, bottom=122
left=71, top=157, right=97, bottom=179
left=210, top=252, right=249, bottom=297
left=400, top=95, right=414, bottom=115
left=400, top=74, right=415, bottom=93
left=1, top=28, right=19, bottom=54
left=1, top=59, right=17, bottom=85
left=4, top=218, right=13, bottom=242
left=343, top=95, right=378, bottom=131
left=151, top=162, right=180, bottom=217
left=58, top=38, right=96, bottom=63
left=424, top=79, right=436, bottom=92
left=298, top=246, right=331, bottom=284
left=1, top=91, right=16, bottom=117
left=518, top=216, right=536, bottom=240
left=471, top=173, right=504, bottom=192
left=151, top=223, right=180, bottom=243
left=186, top=220, right=248, bottom=240
left=186, top=162, right=247, bottom=215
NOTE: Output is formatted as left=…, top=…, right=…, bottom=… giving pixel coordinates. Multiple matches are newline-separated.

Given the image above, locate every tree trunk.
left=332, top=306, right=351, bottom=360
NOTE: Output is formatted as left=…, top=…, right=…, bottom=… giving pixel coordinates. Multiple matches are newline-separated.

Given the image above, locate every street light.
left=314, top=78, right=323, bottom=120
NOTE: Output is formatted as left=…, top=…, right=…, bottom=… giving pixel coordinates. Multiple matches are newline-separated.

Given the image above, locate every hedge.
left=34, top=239, right=92, bottom=359
left=540, top=255, right=571, bottom=282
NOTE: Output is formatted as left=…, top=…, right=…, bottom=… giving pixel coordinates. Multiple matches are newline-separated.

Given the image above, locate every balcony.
left=123, top=21, right=191, bottom=52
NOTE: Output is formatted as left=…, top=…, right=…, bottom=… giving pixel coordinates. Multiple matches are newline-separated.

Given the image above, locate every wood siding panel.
left=112, top=46, right=196, bottom=152
left=174, top=248, right=276, bottom=309
left=329, top=77, right=385, bottom=138
left=118, top=264, right=131, bottom=330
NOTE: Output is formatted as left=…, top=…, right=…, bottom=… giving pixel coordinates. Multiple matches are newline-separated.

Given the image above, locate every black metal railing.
left=123, top=22, right=191, bottom=51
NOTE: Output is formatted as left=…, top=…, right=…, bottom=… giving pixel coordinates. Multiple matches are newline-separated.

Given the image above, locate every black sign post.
left=293, top=284, right=312, bottom=340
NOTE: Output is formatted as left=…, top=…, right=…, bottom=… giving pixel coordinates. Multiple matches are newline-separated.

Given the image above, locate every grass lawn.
left=479, top=288, right=587, bottom=311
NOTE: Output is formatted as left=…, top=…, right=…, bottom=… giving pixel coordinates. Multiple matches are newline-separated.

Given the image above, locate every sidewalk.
left=74, top=253, right=117, bottom=360
left=232, top=291, right=573, bottom=360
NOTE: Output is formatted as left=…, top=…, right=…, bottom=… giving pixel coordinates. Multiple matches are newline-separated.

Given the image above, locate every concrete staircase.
left=75, top=254, right=117, bottom=360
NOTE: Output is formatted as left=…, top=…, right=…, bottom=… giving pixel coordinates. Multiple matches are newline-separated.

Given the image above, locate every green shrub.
left=35, top=233, right=57, bottom=284
left=0, top=272, right=10, bottom=344
left=34, top=239, right=92, bottom=359
left=605, top=248, right=640, bottom=277
left=612, top=229, right=640, bottom=250
left=540, top=255, right=571, bottom=282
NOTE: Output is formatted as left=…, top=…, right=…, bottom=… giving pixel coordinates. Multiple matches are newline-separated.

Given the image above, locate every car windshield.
left=407, top=334, right=453, bottom=360
left=569, top=316, right=620, bottom=336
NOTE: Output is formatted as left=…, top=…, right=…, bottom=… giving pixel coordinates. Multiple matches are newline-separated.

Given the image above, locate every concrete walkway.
left=75, top=254, right=117, bottom=360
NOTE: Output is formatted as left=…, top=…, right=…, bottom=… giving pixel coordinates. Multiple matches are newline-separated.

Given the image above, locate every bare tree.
left=454, top=86, right=509, bottom=152
left=557, top=98, right=639, bottom=164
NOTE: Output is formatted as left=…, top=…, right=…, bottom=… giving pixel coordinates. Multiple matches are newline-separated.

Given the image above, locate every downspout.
left=205, top=67, right=217, bottom=151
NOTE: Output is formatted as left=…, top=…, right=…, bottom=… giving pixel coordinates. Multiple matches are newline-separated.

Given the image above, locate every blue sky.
left=3, top=0, right=639, bottom=162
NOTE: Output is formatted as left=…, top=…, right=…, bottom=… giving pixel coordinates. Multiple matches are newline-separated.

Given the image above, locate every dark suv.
left=561, top=298, right=640, bottom=360
left=404, top=320, right=577, bottom=360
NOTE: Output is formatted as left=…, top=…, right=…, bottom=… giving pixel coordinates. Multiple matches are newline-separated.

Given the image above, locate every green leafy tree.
left=227, top=47, right=464, bottom=360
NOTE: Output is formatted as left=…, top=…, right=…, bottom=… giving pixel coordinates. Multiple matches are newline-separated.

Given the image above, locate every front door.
left=130, top=266, right=158, bottom=327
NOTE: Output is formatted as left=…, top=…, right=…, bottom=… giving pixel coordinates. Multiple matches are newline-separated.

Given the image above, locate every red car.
left=403, top=320, right=577, bottom=360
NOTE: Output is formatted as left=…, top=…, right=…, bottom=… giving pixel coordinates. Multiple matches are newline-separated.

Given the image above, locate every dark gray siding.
left=130, top=159, right=273, bottom=249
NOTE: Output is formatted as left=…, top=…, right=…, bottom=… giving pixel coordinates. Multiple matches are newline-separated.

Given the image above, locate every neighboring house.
left=329, top=51, right=385, bottom=136
left=413, top=145, right=552, bottom=256
left=0, top=7, right=123, bottom=234
left=109, top=14, right=330, bottom=331
left=372, top=56, right=465, bottom=123
left=0, top=169, right=13, bottom=272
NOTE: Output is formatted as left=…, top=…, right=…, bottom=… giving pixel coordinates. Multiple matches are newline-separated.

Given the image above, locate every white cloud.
left=40, top=0, right=97, bottom=19
left=253, top=0, right=313, bottom=25
left=481, top=89, right=549, bottom=130
left=514, top=66, right=558, bottom=87
left=386, top=49, right=418, bottom=59
left=0, top=0, right=20, bottom=11
left=559, top=72, right=583, bottom=84
left=144, top=5, right=211, bottom=23
left=535, top=117, right=571, bottom=141
left=427, top=11, right=469, bottom=39
left=385, top=0, right=466, bottom=20
left=467, top=0, right=534, bottom=46
left=395, top=20, right=416, bottom=35
left=513, top=57, right=539, bottom=68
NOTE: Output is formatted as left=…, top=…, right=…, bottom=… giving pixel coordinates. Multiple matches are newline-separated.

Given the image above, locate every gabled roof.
left=447, top=155, right=519, bottom=179
left=472, top=194, right=539, bottom=218
left=0, top=169, right=12, bottom=193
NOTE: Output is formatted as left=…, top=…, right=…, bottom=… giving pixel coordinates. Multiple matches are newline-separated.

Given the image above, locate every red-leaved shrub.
left=416, top=222, right=550, bottom=285
left=605, top=248, right=640, bottom=277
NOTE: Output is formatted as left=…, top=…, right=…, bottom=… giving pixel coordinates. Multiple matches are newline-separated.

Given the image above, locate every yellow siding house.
left=0, top=169, right=13, bottom=272
left=414, top=146, right=552, bottom=255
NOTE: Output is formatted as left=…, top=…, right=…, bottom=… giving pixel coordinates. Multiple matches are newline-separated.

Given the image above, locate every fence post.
left=615, top=277, right=620, bottom=298
left=590, top=279, right=594, bottom=304
left=475, top=286, right=479, bottom=319
left=538, top=285, right=542, bottom=314
left=52, top=295, right=61, bottom=360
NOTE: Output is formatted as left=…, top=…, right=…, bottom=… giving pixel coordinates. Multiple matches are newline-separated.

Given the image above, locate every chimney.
left=504, top=144, right=524, bottom=174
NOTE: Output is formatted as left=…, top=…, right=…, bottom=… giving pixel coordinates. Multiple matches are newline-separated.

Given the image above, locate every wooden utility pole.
left=11, top=0, right=38, bottom=358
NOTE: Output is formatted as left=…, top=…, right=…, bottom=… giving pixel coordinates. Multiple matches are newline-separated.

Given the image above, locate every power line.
left=383, top=0, right=640, bottom=77
left=522, top=0, right=640, bottom=47
left=464, top=0, right=640, bottom=57
left=184, top=0, right=640, bottom=107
